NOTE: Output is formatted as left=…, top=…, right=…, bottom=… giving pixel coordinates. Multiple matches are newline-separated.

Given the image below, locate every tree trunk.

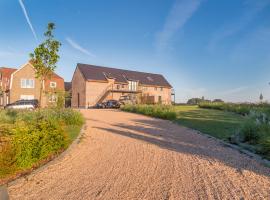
left=39, top=78, right=44, bottom=108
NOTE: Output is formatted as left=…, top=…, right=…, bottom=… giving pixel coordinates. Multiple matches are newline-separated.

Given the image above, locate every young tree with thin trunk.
left=30, top=23, right=61, bottom=107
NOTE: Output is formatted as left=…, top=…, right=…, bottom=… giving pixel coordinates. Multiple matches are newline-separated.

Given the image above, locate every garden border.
left=170, top=120, right=270, bottom=167
left=0, top=122, right=87, bottom=190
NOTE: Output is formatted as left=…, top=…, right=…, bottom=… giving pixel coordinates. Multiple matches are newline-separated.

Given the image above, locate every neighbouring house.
left=71, top=63, right=173, bottom=108
left=0, top=67, right=17, bottom=107
left=0, top=61, right=64, bottom=108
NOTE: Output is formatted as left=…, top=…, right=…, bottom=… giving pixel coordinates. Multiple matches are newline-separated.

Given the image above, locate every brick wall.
left=71, top=67, right=86, bottom=108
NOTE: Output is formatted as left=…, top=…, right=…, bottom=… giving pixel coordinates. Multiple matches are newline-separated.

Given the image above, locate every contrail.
left=66, top=37, right=96, bottom=57
left=18, top=0, right=38, bottom=41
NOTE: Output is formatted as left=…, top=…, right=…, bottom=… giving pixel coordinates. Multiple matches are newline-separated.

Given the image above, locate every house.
left=0, top=67, right=17, bottom=106
left=71, top=63, right=173, bottom=108
left=0, top=61, right=64, bottom=107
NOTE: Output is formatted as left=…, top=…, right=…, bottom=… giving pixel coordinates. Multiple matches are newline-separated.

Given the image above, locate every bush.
left=121, top=104, right=177, bottom=120
left=199, top=102, right=270, bottom=116
left=231, top=109, right=270, bottom=158
left=259, top=137, right=270, bottom=157
left=11, top=120, right=68, bottom=168
left=239, top=121, right=260, bottom=143
left=0, top=108, right=84, bottom=178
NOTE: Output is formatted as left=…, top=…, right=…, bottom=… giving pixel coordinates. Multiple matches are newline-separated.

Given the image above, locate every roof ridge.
left=77, top=63, right=164, bottom=76
left=77, top=63, right=172, bottom=88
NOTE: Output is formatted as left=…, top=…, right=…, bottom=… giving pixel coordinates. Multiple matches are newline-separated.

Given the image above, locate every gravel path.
left=8, top=109, right=270, bottom=200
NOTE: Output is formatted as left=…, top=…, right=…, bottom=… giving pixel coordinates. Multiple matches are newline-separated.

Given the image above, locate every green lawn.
left=174, top=105, right=248, bottom=140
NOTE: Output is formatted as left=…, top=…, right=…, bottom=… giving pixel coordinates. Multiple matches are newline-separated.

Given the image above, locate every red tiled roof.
left=77, top=63, right=172, bottom=88
left=0, top=67, right=17, bottom=78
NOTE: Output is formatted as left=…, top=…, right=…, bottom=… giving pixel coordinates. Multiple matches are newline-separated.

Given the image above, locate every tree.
left=212, top=99, right=224, bottom=103
left=260, top=93, right=263, bottom=102
left=30, top=23, right=61, bottom=107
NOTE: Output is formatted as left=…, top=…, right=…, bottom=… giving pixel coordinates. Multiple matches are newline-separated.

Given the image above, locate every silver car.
left=4, top=99, right=38, bottom=110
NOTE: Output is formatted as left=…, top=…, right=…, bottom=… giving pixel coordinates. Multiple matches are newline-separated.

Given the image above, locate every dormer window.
left=147, top=76, right=153, bottom=82
left=128, top=81, right=137, bottom=91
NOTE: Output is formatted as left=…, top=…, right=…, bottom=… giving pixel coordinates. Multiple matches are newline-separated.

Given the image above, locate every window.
left=50, top=82, right=57, bottom=88
left=147, top=76, right=153, bottom=82
left=20, top=95, right=34, bottom=100
left=122, top=84, right=125, bottom=88
left=49, top=94, right=57, bottom=102
left=128, top=81, right=137, bottom=91
left=160, top=87, right=163, bottom=91
left=21, top=79, right=34, bottom=88
left=117, top=84, right=120, bottom=90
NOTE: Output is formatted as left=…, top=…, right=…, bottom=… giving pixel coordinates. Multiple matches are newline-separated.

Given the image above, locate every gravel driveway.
left=8, top=109, right=270, bottom=199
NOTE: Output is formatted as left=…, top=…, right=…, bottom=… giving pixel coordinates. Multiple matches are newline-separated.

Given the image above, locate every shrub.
left=121, top=104, right=177, bottom=120
left=199, top=102, right=270, bottom=116
left=0, top=108, right=84, bottom=178
left=0, top=110, right=17, bottom=124
left=11, top=120, right=68, bottom=168
left=259, top=137, right=270, bottom=157
left=239, top=121, right=260, bottom=143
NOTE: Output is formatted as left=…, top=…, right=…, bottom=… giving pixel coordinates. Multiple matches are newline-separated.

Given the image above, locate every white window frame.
left=21, top=79, right=35, bottom=88
left=49, top=94, right=57, bottom=102
left=128, top=81, right=137, bottom=91
left=20, top=95, right=34, bottom=100
left=50, top=81, right=57, bottom=88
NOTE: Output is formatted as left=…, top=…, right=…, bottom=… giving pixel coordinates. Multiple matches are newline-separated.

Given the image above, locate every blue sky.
left=0, top=0, right=270, bottom=103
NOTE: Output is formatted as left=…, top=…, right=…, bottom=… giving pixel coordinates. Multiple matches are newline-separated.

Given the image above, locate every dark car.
left=104, top=100, right=121, bottom=109
left=4, top=99, right=39, bottom=110
left=95, top=102, right=106, bottom=109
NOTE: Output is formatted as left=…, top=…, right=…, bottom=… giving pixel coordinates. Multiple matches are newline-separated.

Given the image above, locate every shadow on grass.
left=93, top=117, right=270, bottom=177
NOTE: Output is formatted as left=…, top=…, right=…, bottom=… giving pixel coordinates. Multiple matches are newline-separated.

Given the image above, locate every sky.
left=0, top=0, right=270, bottom=103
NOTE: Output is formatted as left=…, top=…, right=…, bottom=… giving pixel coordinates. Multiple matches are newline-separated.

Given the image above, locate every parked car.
left=95, top=102, right=106, bottom=109
left=4, top=99, right=38, bottom=110
left=104, top=100, right=121, bottom=109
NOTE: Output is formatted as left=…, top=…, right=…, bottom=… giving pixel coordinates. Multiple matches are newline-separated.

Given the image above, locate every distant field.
left=174, top=105, right=248, bottom=141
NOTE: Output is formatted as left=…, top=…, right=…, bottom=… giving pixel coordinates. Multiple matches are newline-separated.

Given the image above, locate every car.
left=95, top=102, right=106, bottom=109
left=104, top=100, right=121, bottom=109
left=4, top=99, right=39, bottom=110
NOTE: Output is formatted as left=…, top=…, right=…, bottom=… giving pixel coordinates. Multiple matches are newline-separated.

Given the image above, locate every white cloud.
left=66, top=37, right=96, bottom=57
left=156, top=0, right=202, bottom=51
left=18, top=0, right=37, bottom=41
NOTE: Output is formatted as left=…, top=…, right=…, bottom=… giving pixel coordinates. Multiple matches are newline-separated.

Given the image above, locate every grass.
left=174, top=105, right=248, bottom=140
left=64, top=125, right=82, bottom=141
left=122, top=104, right=269, bottom=159
left=121, top=104, right=247, bottom=140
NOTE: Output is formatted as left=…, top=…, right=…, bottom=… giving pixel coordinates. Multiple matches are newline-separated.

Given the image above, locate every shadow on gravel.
left=93, top=118, right=270, bottom=178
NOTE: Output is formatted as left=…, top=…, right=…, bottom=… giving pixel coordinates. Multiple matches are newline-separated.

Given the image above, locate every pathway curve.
left=8, top=109, right=270, bottom=199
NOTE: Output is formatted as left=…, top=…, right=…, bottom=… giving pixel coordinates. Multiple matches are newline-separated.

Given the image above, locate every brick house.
left=0, top=67, right=17, bottom=106
left=71, top=63, right=173, bottom=108
left=0, top=61, right=64, bottom=107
